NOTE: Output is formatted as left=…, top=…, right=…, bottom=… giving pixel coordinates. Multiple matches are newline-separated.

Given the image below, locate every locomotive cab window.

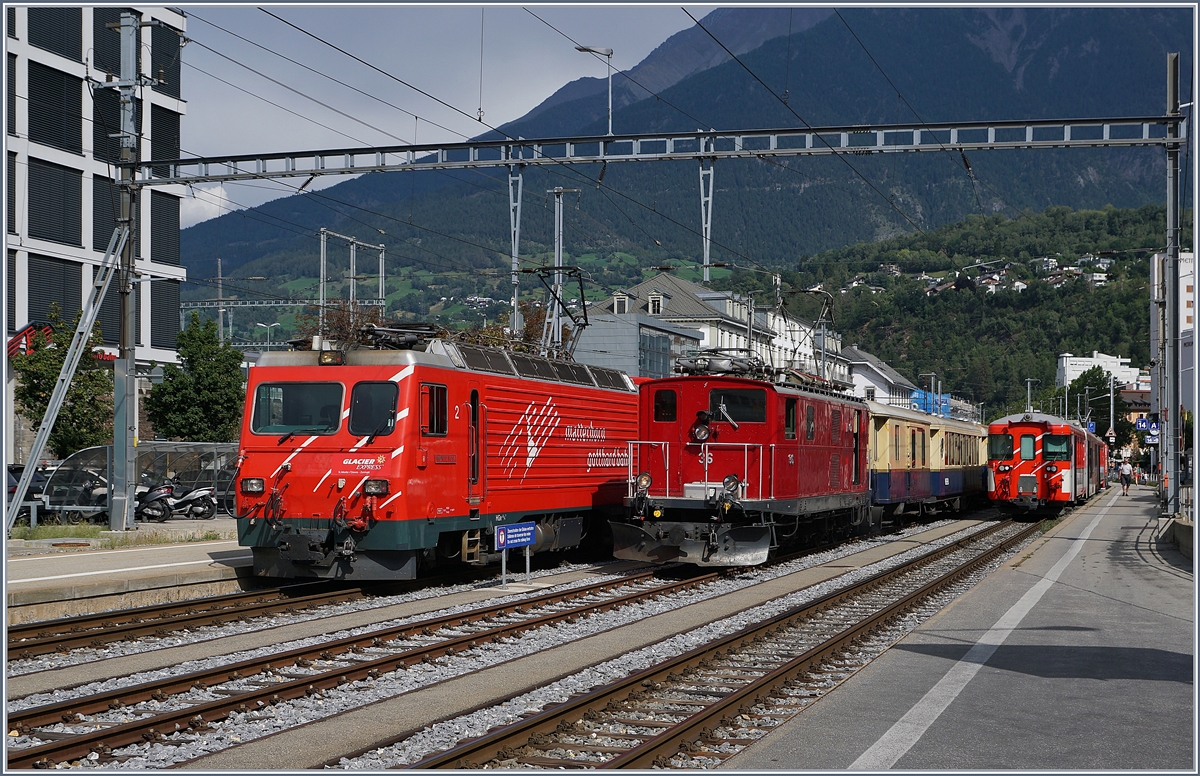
left=421, top=383, right=449, bottom=436
left=653, top=389, right=677, bottom=422
left=806, top=405, right=816, bottom=441
left=709, top=388, right=766, bottom=423
left=987, top=433, right=1013, bottom=460
left=1044, top=434, right=1071, bottom=461
left=349, top=382, right=399, bottom=437
left=784, top=398, right=797, bottom=439
left=250, top=382, right=343, bottom=435
left=1020, top=434, right=1036, bottom=461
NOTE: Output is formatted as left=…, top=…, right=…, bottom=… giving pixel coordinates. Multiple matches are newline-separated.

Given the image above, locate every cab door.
left=466, top=385, right=485, bottom=505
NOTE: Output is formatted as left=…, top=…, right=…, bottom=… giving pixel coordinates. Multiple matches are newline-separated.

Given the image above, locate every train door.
left=775, top=396, right=799, bottom=499
left=466, top=385, right=484, bottom=505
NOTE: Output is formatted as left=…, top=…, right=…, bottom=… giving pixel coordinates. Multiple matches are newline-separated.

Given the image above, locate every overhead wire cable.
left=682, top=7, right=927, bottom=234
left=252, top=8, right=773, bottom=273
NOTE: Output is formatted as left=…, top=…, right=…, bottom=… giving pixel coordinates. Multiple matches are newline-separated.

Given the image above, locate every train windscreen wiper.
left=277, top=427, right=332, bottom=445
left=362, top=415, right=394, bottom=446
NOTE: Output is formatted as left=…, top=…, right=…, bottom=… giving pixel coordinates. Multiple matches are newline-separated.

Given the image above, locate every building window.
left=613, top=294, right=627, bottom=315
left=7, top=7, right=15, bottom=38
left=28, top=157, right=82, bottom=246
left=150, top=190, right=180, bottom=265
left=27, top=60, right=83, bottom=154
left=7, top=152, right=16, bottom=234
left=97, top=273, right=138, bottom=346
left=7, top=250, right=16, bottom=333
left=92, top=8, right=140, bottom=78
left=27, top=253, right=83, bottom=323
left=649, top=294, right=663, bottom=315
left=150, top=279, right=179, bottom=349
left=28, top=7, right=81, bottom=61
left=865, top=387, right=876, bottom=402
left=639, top=330, right=670, bottom=378
left=150, top=23, right=182, bottom=99
left=150, top=104, right=180, bottom=178
left=7, top=53, right=15, bottom=136
left=92, top=87, right=142, bottom=166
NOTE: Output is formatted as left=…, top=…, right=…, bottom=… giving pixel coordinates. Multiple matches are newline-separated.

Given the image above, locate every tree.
left=144, top=312, right=246, bottom=442
left=294, top=299, right=386, bottom=346
left=10, top=305, right=114, bottom=459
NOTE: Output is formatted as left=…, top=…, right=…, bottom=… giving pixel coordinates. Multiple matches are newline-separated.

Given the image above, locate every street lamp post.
left=256, top=322, right=280, bottom=351
left=575, top=46, right=614, bottom=136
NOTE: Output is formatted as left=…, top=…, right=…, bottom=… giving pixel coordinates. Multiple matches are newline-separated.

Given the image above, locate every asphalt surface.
left=723, top=487, right=1194, bottom=771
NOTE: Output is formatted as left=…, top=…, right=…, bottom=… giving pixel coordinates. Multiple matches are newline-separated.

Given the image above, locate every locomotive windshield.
left=1044, top=434, right=1071, bottom=461
left=709, top=388, right=766, bottom=423
left=349, top=382, right=399, bottom=437
left=987, top=433, right=1014, bottom=460
left=251, top=383, right=343, bottom=435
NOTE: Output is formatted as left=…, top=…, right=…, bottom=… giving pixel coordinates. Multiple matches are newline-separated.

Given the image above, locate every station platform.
left=724, top=486, right=1195, bottom=771
left=5, top=517, right=253, bottom=623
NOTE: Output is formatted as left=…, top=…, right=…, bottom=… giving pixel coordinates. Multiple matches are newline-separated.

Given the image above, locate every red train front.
left=235, top=326, right=638, bottom=580
left=612, top=358, right=874, bottom=567
left=986, top=411, right=1107, bottom=514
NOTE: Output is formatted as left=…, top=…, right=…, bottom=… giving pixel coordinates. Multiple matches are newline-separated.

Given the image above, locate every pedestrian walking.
left=1119, top=459, right=1133, bottom=495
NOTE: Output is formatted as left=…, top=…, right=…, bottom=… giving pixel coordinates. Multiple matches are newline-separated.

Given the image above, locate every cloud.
left=180, top=184, right=235, bottom=228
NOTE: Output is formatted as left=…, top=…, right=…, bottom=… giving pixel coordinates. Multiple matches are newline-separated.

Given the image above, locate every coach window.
left=349, top=382, right=399, bottom=437
left=251, top=382, right=342, bottom=435
left=1019, top=434, right=1036, bottom=461
left=654, top=389, right=677, bottom=422
left=805, top=405, right=815, bottom=441
left=987, top=433, right=1013, bottom=460
left=421, top=383, right=448, bottom=436
left=784, top=398, right=797, bottom=439
left=1044, top=435, right=1071, bottom=461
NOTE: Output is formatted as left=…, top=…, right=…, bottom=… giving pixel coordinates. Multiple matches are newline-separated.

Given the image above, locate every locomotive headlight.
left=997, top=464, right=1012, bottom=472
left=363, top=479, right=389, bottom=496
left=240, top=478, right=265, bottom=494
left=1045, top=465, right=1058, bottom=473
left=722, top=473, right=740, bottom=494
left=690, top=422, right=711, bottom=441
left=635, top=471, right=653, bottom=492
left=318, top=350, right=345, bottom=366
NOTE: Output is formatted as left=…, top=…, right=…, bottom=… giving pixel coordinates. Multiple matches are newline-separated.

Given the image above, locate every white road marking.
left=8, top=554, right=252, bottom=584
left=849, top=492, right=1116, bottom=770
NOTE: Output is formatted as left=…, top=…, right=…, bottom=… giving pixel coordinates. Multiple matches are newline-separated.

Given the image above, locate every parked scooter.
left=136, top=479, right=217, bottom=522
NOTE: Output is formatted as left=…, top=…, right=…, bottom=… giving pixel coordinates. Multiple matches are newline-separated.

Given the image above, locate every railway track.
left=6, top=568, right=720, bottom=769
left=409, top=519, right=1040, bottom=770
left=6, top=582, right=367, bottom=660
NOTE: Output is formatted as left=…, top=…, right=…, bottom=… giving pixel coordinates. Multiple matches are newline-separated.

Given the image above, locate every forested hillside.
left=713, top=204, right=1189, bottom=416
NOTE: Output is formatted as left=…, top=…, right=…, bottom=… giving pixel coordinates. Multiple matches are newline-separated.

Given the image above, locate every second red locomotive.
left=986, top=411, right=1107, bottom=514
left=612, top=352, right=874, bottom=566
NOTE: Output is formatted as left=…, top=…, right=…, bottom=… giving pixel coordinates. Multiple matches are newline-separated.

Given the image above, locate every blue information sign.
left=1136, top=418, right=1149, bottom=431
left=1149, top=421, right=1161, bottom=434
left=495, top=521, right=537, bottom=551
left=1087, top=421, right=1095, bottom=433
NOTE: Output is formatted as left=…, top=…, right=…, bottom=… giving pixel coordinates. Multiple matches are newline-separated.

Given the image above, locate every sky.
left=175, top=5, right=703, bottom=227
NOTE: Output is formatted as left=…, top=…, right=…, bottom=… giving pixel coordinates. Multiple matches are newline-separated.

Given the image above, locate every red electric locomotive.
left=986, top=411, right=1108, bottom=514
left=612, top=353, right=875, bottom=567
left=235, top=325, right=638, bottom=580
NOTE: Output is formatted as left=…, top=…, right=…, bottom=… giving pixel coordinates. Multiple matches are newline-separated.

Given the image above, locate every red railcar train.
left=611, top=355, right=875, bottom=567
left=986, top=411, right=1107, bottom=514
left=235, top=326, right=638, bottom=580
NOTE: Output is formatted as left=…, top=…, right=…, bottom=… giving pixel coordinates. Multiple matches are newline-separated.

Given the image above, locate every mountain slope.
left=181, top=7, right=1192, bottom=289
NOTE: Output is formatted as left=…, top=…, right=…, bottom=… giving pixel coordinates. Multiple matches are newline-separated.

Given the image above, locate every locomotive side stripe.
left=349, top=475, right=369, bottom=495
left=390, top=445, right=405, bottom=459
left=313, top=470, right=332, bottom=492
left=272, top=436, right=319, bottom=478
left=378, top=490, right=403, bottom=509
left=390, top=364, right=415, bottom=383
